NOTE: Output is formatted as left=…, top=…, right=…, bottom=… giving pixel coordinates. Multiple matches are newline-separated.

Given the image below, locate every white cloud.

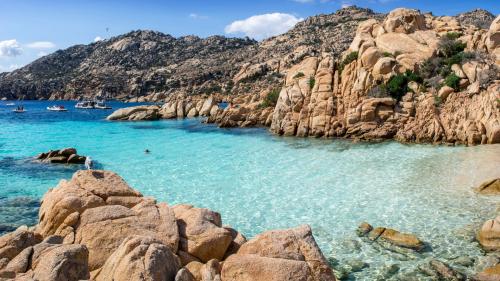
left=94, top=36, right=104, bottom=42
left=189, top=13, right=208, bottom=20
left=225, top=13, right=303, bottom=40
left=0, top=64, right=20, bottom=72
left=26, top=41, right=56, bottom=49
left=0, top=39, right=22, bottom=57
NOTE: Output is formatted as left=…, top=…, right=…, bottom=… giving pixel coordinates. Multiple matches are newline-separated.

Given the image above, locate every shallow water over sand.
left=0, top=101, right=499, bottom=279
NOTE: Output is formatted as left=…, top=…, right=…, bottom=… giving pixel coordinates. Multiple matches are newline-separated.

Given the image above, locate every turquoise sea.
left=0, top=100, right=499, bottom=279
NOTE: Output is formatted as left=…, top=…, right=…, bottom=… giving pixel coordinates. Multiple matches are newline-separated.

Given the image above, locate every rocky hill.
left=456, top=9, right=496, bottom=29
left=0, top=6, right=382, bottom=101
left=0, top=31, right=256, bottom=100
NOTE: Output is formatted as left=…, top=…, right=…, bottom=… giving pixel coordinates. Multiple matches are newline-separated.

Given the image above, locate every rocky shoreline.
left=0, top=170, right=337, bottom=281
left=0, top=170, right=499, bottom=280
left=106, top=9, right=500, bottom=146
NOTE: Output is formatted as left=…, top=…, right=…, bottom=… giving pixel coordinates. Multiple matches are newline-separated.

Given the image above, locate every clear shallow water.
left=0, top=101, right=499, bottom=280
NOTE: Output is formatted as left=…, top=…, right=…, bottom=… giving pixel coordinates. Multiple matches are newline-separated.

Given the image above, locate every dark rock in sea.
left=419, top=260, right=466, bottom=281
left=36, top=148, right=87, bottom=164
left=0, top=197, right=40, bottom=236
left=358, top=222, right=425, bottom=251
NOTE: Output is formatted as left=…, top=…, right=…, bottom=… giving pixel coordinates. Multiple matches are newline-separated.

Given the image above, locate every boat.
left=13, top=108, right=26, bottom=113
left=75, top=100, right=112, bottom=109
left=75, top=101, right=95, bottom=109
left=95, top=101, right=112, bottom=109
left=47, top=105, right=68, bottom=112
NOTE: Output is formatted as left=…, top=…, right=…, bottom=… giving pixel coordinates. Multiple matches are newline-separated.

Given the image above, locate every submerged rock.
left=475, top=264, right=500, bottom=281
left=36, top=148, right=87, bottom=165
left=475, top=178, right=500, bottom=195
left=358, top=222, right=425, bottom=251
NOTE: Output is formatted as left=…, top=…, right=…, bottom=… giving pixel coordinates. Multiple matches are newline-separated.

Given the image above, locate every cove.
left=0, top=101, right=499, bottom=279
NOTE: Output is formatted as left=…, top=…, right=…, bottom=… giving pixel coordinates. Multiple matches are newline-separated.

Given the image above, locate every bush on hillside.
left=339, top=51, right=359, bottom=73
left=260, top=88, right=280, bottom=108
left=444, top=73, right=461, bottom=91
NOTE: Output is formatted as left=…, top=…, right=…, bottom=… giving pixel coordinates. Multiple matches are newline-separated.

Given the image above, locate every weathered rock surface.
left=478, top=217, right=500, bottom=251
left=93, top=235, right=180, bottom=281
left=0, top=170, right=334, bottom=281
left=36, top=148, right=87, bottom=164
left=475, top=264, right=500, bottom=281
left=475, top=178, right=500, bottom=195
left=36, top=170, right=179, bottom=270
left=173, top=204, right=232, bottom=263
left=107, top=105, right=160, bottom=121
left=222, top=225, right=336, bottom=281
left=359, top=222, right=425, bottom=251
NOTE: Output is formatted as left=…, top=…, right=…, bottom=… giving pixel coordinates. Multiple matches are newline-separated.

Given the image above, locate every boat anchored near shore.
left=47, top=105, right=68, bottom=112
left=75, top=100, right=112, bottom=109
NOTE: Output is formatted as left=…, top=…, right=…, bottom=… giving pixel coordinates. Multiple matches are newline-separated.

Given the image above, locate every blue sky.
left=0, top=0, right=498, bottom=72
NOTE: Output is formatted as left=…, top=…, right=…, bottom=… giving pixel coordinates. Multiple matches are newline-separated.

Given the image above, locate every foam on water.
left=0, top=101, right=499, bottom=279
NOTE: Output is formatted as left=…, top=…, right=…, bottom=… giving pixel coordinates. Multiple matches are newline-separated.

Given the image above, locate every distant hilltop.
left=0, top=6, right=494, bottom=102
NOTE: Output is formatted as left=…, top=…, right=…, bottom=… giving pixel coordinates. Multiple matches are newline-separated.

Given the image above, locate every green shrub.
left=260, top=88, right=280, bottom=108
left=384, top=70, right=422, bottom=101
left=444, top=32, right=462, bottom=40
left=444, top=73, right=461, bottom=91
left=382, top=52, right=393, bottom=58
left=293, top=72, right=305, bottom=79
left=438, top=35, right=466, bottom=59
left=339, top=51, right=359, bottom=73
left=308, top=76, right=315, bottom=90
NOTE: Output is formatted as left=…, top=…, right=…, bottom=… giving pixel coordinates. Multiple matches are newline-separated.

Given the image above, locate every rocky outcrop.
left=222, top=225, right=336, bottom=281
left=36, top=148, right=87, bottom=164
left=478, top=217, right=500, bottom=251
left=358, top=222, right=425, bottom=251
left=269, top=8, right=500, bottom=145
left=0, top=170, right=336, bottom=281
left=475, top=264, right=500, bottom=281
left=475, top=178, right=500, bottom=195
left=106, top=105, right=160, bottom=121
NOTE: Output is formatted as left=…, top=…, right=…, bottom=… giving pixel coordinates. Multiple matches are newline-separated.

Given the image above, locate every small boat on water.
left=47, top=105, right=68, bottom=112
left=13, top=106, right=26, bottom=113
left=75, top=100, right=111, bottom=109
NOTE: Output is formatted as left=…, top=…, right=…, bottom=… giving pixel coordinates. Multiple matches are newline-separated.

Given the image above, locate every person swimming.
left=144, top=149, right=150, bottom=154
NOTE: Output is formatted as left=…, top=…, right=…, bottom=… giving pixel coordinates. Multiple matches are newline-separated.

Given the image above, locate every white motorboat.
left=95, top=101, right=112, bottom=109
left=75, top=100, right=112, bottom=109
left=75, top=101, right=95, bottom=109
left=47, top=105, right=68, bottom=112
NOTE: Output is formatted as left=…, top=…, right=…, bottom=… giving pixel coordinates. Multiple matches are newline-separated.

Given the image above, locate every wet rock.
left=36, top=148, right=87, bottom=165
left=357, top=222, right=373, bottom=236
left=428, top=260, right=465, bottom=281
left=345, top=259, right=369, bottom=272
left=478, top=217, right=500, bottom=251
left=475, top=264, right=500, bottom=281
left=453, top=256, right=476, bottom=267
left=359, top=222, right=425, bottom=251
left=475, top=179, right=500, bottom=195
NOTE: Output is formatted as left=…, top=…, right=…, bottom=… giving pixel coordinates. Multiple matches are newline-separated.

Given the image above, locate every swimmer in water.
left=145, top=149, right=150, bottom=154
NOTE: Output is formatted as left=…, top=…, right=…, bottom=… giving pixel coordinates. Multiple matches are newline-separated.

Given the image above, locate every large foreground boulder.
left=36, top=170, right=179, bottom=270
left=222, top=225, right=336, bottom=281
left=107, top=105, right=160, bottom=121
